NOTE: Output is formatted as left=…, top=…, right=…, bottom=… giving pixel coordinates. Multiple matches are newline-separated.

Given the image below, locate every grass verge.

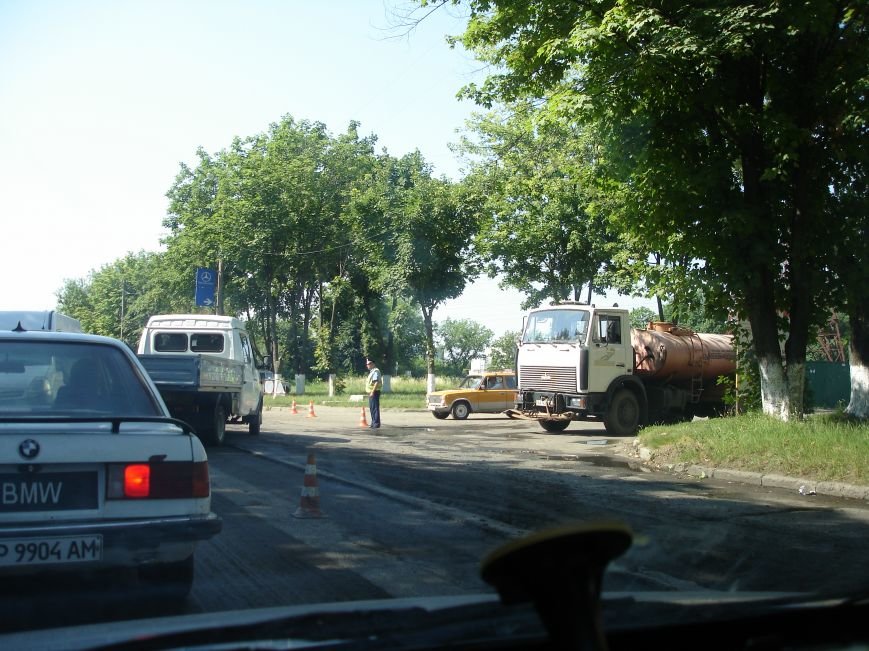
left=638, top=412, right=869, bottom=485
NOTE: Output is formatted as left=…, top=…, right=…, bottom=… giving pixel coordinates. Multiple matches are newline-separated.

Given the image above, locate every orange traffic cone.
left=359, top=406, right=368, bottom=427
left=292, top=453, right=323, bottom=519
left=290, top=400, right=299, bottom=415
left=306, top=400, right=317, bottom=418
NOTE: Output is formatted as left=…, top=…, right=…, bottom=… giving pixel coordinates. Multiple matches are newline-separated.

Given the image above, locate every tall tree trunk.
left=747, top=267, right=791, bottom=420
left=846, top=297, right=869, bottom=419
left=301, top=282, right=316, bottom=374
left=385, top=294, right=397, bottom=376
left=420, top=302, right=436, bottom=394
left=288, top=287, right=300, bottom=374
left=735, top=54, right=795, bottom=420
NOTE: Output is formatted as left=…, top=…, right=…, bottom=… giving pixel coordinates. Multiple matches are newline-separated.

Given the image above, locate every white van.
left=137, top=314, right=266, bottom=444
left=0, top=310, right=82, bottom=333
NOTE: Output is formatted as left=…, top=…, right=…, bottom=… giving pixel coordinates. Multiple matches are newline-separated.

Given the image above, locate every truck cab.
left=512, top=303, right=645, bottom=435
left=587, top=310, right=632, bottom=393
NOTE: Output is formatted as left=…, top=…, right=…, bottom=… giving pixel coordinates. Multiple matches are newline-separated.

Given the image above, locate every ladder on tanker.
left=688, top=333, right=704, bottom=403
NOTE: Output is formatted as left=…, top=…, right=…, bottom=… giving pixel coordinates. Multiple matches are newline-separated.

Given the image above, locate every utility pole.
left=120, top=279, right=127, bottom=340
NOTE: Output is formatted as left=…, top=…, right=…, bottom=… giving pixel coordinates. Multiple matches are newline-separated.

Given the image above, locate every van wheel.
left=451, top=402, right=470, bottom=420
left=248, top=399, right=262, bottom=435
left=604, top=390, right=640, bottom=437
left=206, top=404, right=227, bottom=446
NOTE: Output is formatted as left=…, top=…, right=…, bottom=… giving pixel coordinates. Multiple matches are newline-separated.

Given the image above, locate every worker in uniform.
left=365, top=358, right=382, bottom=428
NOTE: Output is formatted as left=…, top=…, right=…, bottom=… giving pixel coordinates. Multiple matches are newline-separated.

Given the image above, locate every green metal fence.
left=806, top=362, right=850, bottom=409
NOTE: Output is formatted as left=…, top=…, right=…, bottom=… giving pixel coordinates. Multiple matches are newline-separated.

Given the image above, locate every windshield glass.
left=523, top=309, right=590, bottom=344
left=1, top=1, right=867, bottom=648
left=458, top=375, right=483, bottom=389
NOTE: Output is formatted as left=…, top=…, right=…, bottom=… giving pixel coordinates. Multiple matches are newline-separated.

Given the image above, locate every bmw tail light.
left=124, top=464, right=150, bottom=498
left=108, top=462, right=210, bottom=499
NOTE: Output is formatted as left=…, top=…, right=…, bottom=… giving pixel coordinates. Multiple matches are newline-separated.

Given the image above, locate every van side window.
left=239, top=334, right=253, bottom=364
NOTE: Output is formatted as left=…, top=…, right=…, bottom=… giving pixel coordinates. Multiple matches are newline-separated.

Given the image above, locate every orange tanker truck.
left=506, top=302, right=736, bottom=435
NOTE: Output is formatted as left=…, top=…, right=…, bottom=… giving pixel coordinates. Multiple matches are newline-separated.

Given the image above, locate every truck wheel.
left=451, top=402, right=470, bottom=420
left=248, top=399, right=263, bottom=435
left=206, top=404, right=227, bottom=446
left=539, top=419, right=570, bottom=433
left=604, top=390, right=640, bottom=436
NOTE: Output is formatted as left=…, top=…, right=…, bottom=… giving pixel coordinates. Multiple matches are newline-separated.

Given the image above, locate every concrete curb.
left=637, top=446, right=869, bottom=501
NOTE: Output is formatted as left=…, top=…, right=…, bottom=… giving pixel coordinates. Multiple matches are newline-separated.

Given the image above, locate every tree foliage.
left=57, top=251, right=186, bottom=348
left=350, top=151, right=481, bottom=378
left=438, top=317, right=494, bottom=374
left=440, top=0, right=868, bottom=420
left=488, top=329, right=520, bottom=370
left=57, top=115, right=486, bottom=384
left=458, top=100, right=613, bottom=308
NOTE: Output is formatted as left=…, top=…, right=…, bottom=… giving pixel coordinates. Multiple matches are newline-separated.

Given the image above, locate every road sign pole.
left=216, top=258, right=223, bottom=315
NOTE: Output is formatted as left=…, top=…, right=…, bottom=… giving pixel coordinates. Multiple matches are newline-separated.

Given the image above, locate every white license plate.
left=535, top=399, right=551, bottom=407
left=0, top=535, right=102, bottom=567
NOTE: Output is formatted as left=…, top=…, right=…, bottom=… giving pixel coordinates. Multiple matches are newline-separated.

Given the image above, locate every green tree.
left=663, top=291, right=731, bottom=335
left=164, top=116, right=379, bottom=377
left=488, top=330, right=520, bottom=370
left=438, top=317, right=494, bottom=374
left=350, top=152, right=480, bottom=386
left=458, top=100, right=613, bottom=308
left=441, top=0, right=867, bottom=421
left=828, top=122, right=868, bottom=418
left=629, top=307, right=658, bottom=331
left=57, top=251, right=186, bottom=347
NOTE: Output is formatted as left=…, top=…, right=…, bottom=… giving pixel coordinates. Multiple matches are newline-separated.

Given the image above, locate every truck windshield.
left=522, top=309, right=590, bottom=344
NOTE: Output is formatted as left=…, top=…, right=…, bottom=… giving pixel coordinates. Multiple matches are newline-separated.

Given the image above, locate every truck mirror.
left=261, top=355, right=273, bottom=370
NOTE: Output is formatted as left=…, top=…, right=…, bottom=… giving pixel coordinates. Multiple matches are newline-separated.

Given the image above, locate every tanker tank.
left=631, top=322, right=736, bottom=381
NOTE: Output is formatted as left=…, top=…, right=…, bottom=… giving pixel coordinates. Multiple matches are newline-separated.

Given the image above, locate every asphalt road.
left=2, top=404, right=868, bottom=634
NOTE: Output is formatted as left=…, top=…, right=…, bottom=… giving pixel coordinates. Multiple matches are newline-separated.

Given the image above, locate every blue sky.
left=0, top=0, right=649, bottom=336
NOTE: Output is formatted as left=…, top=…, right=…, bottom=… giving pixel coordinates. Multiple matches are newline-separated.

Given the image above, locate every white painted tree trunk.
left=785, top=361, right=805, bottom=419
left=295, top=373, right=305, bottom=396
left=427, top=373, right=436, bottom=395
left=757, top=354, right=791, bottom=420
left=845, top=362, right=869, bottom=419
left=382, top=374, right=391, bottom=393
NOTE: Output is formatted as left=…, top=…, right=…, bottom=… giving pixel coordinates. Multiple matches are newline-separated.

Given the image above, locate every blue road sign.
left=195, top=267, right=216, bottom=307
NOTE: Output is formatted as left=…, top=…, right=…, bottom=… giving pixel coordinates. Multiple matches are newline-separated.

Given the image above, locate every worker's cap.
left=365, top=359, right=374, bottom=365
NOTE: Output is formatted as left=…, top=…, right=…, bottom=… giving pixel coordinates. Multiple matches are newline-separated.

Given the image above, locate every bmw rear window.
left=0, top=341, right=162, bottom=417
